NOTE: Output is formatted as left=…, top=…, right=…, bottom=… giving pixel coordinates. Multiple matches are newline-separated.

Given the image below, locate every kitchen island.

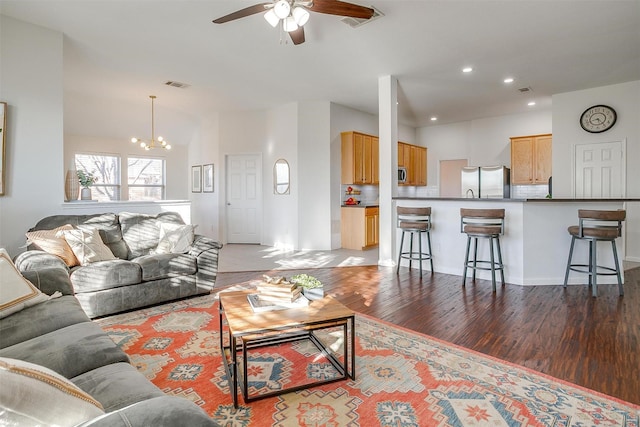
left=393, top=197, right=638, bottom=286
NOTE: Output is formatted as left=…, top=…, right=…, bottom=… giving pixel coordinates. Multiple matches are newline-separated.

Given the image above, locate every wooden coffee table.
left=219, top=290, right=356, bottom=408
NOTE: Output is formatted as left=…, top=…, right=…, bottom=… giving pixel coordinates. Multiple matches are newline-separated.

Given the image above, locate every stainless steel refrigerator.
left=480, top=166, right=510, bottom=198
left=461, top=166, right=510, bottom=198
left=461, top=167, right=480, bottom=198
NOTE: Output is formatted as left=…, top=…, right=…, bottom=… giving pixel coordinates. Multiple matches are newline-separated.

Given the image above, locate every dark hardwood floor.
left=215, top=265, right=640, bottom=405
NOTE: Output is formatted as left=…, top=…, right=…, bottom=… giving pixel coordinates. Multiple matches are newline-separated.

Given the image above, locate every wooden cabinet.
left=341, top=207, right=378, bottom=250
left=398, top=142, right=427, bottom=186
left=342, top=131, right=379, bottom=185
left=510, top=134, right=552, bottom=185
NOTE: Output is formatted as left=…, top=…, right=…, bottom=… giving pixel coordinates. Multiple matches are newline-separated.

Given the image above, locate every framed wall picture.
left=0, top=102, right=6, bottom=196
left=191, top=165, right=202, bottom=193
left=203, top=163, right=214, bottom=193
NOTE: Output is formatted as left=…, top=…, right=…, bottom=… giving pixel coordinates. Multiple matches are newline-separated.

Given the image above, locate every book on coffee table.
left=247, top=293, right=310, bottom=313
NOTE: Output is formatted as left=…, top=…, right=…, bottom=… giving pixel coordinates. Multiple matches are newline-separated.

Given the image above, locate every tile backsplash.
left=511, top=184, right=549, bottom=199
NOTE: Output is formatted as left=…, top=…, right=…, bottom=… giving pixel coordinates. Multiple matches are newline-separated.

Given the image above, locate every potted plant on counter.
left=77, top=170, right=97, bottom=200
left=291, top=274, right=324, bottom=300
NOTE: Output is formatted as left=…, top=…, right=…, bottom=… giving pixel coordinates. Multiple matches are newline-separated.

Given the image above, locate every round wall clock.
left=580, top=105, right=617, bottom=133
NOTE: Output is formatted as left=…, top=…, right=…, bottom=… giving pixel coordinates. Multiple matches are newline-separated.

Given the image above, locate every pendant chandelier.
left=130, top=95, right=171, bottom=151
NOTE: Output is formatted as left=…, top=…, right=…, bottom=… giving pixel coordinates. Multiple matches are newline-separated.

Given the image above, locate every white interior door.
left=574, top=140, right=625, bottom=198
left=226, top=154, right=262, bottom=244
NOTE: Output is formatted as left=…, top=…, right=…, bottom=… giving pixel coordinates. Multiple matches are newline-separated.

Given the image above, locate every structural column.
left=378, top=76, right=398, bottom=266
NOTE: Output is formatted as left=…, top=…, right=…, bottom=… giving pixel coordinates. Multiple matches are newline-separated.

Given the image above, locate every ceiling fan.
left=212, top=0, right=375, bottom=45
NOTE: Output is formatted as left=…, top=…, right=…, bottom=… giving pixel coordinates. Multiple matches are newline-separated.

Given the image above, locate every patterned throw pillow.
left=0, top=357, right=104, bottom=426
left=25, top=225, right=79, bottom=267
left=62, top=228, right=116, bottom=266
left=154, top=223, right=195, bottom=254
left=0, top=248, right=50, bottom=319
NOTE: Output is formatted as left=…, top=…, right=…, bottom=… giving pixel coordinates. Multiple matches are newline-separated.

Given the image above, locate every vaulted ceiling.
left=2, top=0, right=639, bottom=143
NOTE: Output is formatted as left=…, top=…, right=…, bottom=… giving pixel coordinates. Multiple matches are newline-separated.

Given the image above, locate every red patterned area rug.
left=96, top=291, right=639, bottom=427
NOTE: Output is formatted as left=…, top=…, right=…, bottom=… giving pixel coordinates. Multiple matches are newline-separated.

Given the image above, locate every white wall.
left=298, top=101, right=331, bottom=250
left=189, top=114, right=221, bottom=241
left=417, top=110, right=552, bottom=188
left=264, top=103, right=299, bottom=250
left=552, top=80, right=640, bottom=261
left=65, top=134, right=189, bottom=200
left=551, top=81, right=640, bottom=198
left=0, top=16, right=64, bottom=256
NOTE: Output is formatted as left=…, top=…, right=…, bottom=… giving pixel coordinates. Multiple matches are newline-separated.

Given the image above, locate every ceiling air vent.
left=341, top=6, right=383, bottom=28
left=164, top=81, right=190, bottom=89
left=518, top=86, right=532, bottom=93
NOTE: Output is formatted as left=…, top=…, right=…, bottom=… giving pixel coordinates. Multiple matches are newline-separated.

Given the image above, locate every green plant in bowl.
left=290, top=274, right=322, bottom=289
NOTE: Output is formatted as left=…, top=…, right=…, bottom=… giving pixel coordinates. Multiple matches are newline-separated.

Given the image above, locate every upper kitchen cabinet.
left=342, top=131, right=379, bottom=185
left=398, top=142, right=427, bottom=186
left=510, top=134, right=552, bottom=185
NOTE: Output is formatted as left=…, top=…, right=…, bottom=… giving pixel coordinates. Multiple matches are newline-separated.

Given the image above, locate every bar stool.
left=396, top=207, right=433, bottom=277
left=563, top=209, right=626, bottom=297
left=460, top=208, right=505, bottom=292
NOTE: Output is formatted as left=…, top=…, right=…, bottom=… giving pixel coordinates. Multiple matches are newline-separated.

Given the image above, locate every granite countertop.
left=341, top=204, right=379, bottom=208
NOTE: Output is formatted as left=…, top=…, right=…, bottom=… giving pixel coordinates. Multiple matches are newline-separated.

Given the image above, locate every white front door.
left=226, top=154, right=262, bottom=244
left=574, top=140, right=625, bottom=198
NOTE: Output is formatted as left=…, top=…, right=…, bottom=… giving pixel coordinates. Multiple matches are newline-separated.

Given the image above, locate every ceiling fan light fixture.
left=264, top=9, right=279, bottom=27
left=273, top=0, right=291, bottom=19
left=292, top=7, right=309, bottom=26
left=283, top=16, right=298, bottom=32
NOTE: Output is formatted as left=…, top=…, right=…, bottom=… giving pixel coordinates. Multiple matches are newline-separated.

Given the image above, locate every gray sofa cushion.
left=31, top=213, right=128, bottom=259
left=133, top=253, right=197, bottom=281
left=0, top=322, right=129, bottom=379
left=21, top=267, right=75, bottom=296
left=72, top=362, right=165, bottom=412
left=0, top=296, right=89, bottom=349
left=119, top=212, right=185, bottom=258
left=78, top=396, right=218, bottom=427
left=70, top=260, right=142, bottom=292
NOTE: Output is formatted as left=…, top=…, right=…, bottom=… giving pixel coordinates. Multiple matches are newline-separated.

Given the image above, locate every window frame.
left=127, top=155, right=167, bottom=201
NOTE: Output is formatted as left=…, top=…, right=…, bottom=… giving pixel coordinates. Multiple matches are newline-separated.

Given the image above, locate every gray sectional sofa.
left=0, top=265, right=219, bottom=426
left=14, top=211, right=222, bottom=318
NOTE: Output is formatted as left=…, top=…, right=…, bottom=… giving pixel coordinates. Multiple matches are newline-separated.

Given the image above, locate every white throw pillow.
left=0, top=248, right=50, bottom=319
left=0, top=357, right=104, bottom=426
left=63, top=228, right=116, bottom=266
left=154, top=222, right=195, bottom=254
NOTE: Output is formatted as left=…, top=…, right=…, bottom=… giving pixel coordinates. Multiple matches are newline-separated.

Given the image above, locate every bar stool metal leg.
left=426, top=231, right=434, bottom=272
left=418, top=231, right=423, bottom=278
left=462, top=235, right=471, bottom=286
left=489, top=236, right=497, bottom=292
left=495, top=236, right=505, bottom=286
left=472, top=237, right=478, bottom=281
left=563, top=236, right=576, bottom=287
left=396, top=231, right=406, bottom=274
left=612, top=241, right=624, bottom=296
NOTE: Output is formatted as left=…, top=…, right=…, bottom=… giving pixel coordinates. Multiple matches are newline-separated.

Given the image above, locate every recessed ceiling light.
left=462, top=67, right=473, bottom=73
left=430, top=117, right=438, bottom=121
left=504, top=77, right=514, bottom=84
left=528, top=101, right=536, bottom=106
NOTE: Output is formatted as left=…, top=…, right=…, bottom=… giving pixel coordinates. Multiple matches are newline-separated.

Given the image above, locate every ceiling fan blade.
left=289, top=27, right=305, bottom=45
left=212, top=3, right=271, bottom=24
left=308, top=0, right=374, bottom=19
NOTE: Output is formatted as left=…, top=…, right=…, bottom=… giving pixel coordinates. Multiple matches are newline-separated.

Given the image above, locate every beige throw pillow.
left=0, top=357, right=104, bottom=426
left=0, top=249, right=50, bottom=319
left=25, top=225, right=79, bottom=267
left=63, top=228, right=116, bottom=266
left=154, top=222, right=195, bottom=254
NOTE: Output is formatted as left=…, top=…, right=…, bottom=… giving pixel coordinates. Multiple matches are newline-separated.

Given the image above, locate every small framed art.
left=191, top=165, right=202, bottom=193
left=203, top=164, right=214, bottom=193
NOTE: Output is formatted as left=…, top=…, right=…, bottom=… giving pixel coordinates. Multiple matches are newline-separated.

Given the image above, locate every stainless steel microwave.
left=398, top=167, right=407, bottom=183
